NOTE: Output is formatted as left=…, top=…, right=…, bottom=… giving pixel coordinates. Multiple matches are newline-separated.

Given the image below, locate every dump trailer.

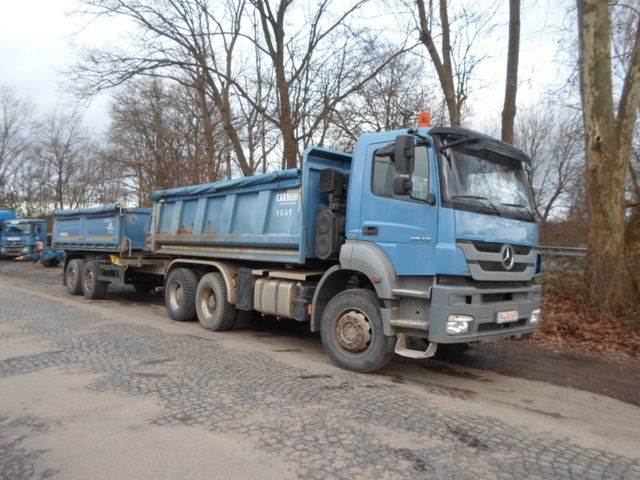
left=54, top=124, right=542, bottom=372
left=1, top=218, right=48, bottom=258
left=53, top=205, right=154, bottom=296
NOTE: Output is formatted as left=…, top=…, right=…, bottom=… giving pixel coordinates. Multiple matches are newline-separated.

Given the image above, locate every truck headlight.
left=530, top=309, right=541, bottom=325
left=446, top=315, right=473, bottom=335
left=22, top=246, right=32, bottom=253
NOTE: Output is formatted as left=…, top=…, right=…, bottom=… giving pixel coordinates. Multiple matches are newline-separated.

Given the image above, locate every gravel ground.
left=0, top=261, right=639, bottom=479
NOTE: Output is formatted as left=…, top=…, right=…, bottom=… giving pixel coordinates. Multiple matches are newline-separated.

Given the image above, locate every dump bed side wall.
left=53, top=207, right=151, bottom=252
left=150, top=148, right=352, bottom=265
left=151, top=175, right=305, bottom=263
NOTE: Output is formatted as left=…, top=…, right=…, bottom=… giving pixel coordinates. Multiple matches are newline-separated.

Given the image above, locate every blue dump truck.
left=53, top=125, right=542, bottom=372
left=0, top=210, right=17, bottom=249
left=1, top=218, right=48, bottom=258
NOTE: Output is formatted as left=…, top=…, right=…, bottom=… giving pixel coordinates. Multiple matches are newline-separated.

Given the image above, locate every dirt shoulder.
left=437, top=341, right=640, bottom=407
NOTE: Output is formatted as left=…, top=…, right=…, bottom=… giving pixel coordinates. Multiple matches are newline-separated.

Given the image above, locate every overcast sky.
left=0, top=0, right=571, bottom=136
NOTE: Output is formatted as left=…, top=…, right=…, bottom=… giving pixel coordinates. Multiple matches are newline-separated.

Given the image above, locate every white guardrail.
left=538, top=245, right=587, bottom=258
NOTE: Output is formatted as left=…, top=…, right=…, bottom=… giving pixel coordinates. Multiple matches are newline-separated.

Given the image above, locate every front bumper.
left=383, top=278, right=542, bottom=343
left=427, top=280, right=542, bottom=343
left=1, top=249, right=25, bottom=257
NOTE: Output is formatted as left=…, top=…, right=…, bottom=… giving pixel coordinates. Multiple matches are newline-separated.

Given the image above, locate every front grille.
left=470, top=240, right=531, bottom=255
left=457, top=240, right=537, bottom=281
left=477, top=261, right=528, bottom=272
left=4, top=240, right=25, bottom=248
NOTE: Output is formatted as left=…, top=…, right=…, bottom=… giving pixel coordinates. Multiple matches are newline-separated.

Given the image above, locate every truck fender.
left=310, top=266, right=354, bottom=332
left=165, top=259, right=238, bottom=304
left=339, top=241, right=397, bottom=299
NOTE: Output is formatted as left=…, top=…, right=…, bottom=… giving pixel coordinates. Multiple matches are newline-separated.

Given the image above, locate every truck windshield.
left=2, top=224, right=31, bottom=235
left=439, top=147, right=535, bottom=222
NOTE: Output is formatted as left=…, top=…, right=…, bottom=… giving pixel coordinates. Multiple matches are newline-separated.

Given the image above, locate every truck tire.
left=165, top=268, right=198, bottom=322
left=82, top=260, right=109, bottom=299
left=320, top=289, right=395, bottom=373
left=65, top=259, right=86, bottom=296
left=195, top=272, right=237, bottom=331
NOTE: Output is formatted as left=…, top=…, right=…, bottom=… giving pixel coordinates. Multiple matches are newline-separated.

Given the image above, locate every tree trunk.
left=276, top=72, right=298, bottom=169
left=195, top=73, right=217, bottom=178
left=415, top=0, right=461, bottom=126
left=577, top=0, right=639, bottom=313
left=501, top=0, right=520, bottom=144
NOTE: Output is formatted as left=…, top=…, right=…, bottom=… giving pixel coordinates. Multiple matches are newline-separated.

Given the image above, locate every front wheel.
left=320, top=289, right=395, bottom=373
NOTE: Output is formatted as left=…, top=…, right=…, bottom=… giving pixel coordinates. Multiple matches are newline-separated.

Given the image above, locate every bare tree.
left=516, top=104, right=583, bottom=225
left=576, top=0, right=640, bottom=313
left=328, top=52, right=446, bottom=151
left=107, top=78, right=229, bottom=205
left=501, top=0, right=520, bottom=144
left=36, top=109, right=92, bottom=210
left=234, top=0, right=412, bottom=167
left=73, top=0, right=255, bottom=175
left=0, top=86, right=35, bottom=209
left=414, top=0, right=499, bottom=126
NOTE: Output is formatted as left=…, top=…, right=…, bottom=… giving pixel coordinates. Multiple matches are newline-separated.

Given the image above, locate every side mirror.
left=394, top=135, right=415, bottom=174
left=393, top=176, right=413, bottom=195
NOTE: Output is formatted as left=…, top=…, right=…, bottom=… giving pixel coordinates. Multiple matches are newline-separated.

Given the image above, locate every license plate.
left=496, top=310, right=518, bottom=323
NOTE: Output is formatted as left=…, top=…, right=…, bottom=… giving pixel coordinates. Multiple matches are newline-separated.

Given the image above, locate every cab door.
left=358, top=141, right=438, bottom=275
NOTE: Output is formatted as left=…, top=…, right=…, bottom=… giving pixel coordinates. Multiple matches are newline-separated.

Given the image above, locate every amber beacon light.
left=418, top=111, right=432, bottom=127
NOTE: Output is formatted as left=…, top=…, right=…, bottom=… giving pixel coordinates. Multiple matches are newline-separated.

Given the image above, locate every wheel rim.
left=200, top=286, right=217, bottom=318
left=169, top=281, right=183, bottom=310
left=67, top=267, right=76, bottom=287
left=335, top=309, right=372, bottom=353
left=84, top=269, right=94, bottom=292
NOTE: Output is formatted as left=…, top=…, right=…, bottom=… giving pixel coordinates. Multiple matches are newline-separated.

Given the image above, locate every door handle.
left=362, top=225, right=378, bottom=236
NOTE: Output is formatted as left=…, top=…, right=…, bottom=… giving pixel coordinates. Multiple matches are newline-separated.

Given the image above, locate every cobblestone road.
left=0, top=279, right=639, bottom=479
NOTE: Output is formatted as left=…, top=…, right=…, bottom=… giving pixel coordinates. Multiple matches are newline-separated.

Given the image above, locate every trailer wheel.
left=82, top=260, right=109, bottom=299
left=195, top=272, right=237, bottom=331
left=320, top=289, right=395, bottom=373
left=65, top=259, right=86, bottom=296
left=165, top=268, right=198, bottom=322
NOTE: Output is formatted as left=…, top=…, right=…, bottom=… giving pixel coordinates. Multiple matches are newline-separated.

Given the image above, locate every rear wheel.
left=65, top=259, right=86, bottom=296
left=165, top=268, right=198, bottom=322
left=82, top=260, right=109, bottom=299
left=195, top=272, right=237, bottom=331
left=320, top=289, right=395, bottom=373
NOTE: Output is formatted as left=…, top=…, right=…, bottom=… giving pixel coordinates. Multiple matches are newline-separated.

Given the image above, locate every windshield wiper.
left=500, top=203, right=535, bottom=221
left=451, top=195, right=501, bottom=216
left=439, top=137, right=480, bottom=152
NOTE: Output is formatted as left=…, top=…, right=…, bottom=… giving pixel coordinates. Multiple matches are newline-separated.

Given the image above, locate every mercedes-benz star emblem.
left=500, top=244, right=515, bottom=271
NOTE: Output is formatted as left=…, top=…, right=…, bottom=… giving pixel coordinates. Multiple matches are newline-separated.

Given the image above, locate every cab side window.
left=372, top=144, right=430, bottom=201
